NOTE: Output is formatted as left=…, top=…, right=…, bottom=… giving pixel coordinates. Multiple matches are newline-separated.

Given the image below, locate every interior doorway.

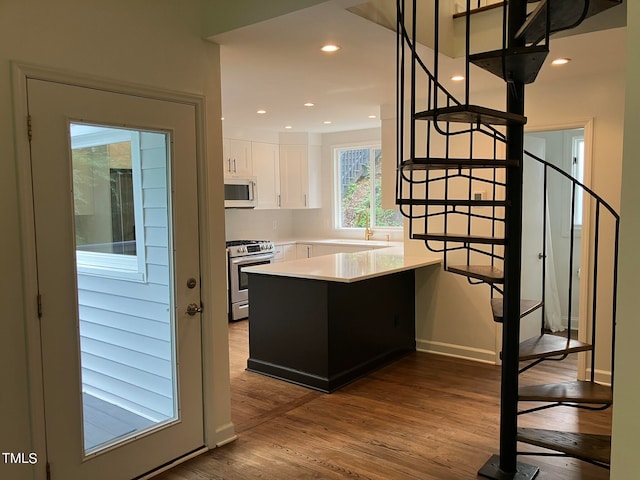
left=523, top=125, right=590, bottom=341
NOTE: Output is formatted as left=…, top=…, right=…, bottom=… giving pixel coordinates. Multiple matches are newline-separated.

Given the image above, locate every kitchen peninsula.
left=243, top=247, right=440, bottom=392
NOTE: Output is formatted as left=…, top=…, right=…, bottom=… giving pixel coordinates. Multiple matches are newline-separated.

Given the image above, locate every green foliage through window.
left=337, top=146, right=402, bottom=229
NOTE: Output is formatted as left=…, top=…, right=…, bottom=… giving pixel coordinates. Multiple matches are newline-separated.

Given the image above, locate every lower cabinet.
left=296, top=243, right=314, bottom=259
left=273, top=243, right=296, bottom=263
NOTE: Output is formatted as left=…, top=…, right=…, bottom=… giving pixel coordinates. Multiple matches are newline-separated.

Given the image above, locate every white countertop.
left=243, top=246, right=441, bottom=283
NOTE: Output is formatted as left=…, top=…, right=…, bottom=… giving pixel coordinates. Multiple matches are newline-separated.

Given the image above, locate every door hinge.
left=46, top=462, right=51, bottom=480
left=27, top=114, right=33, bottom=142
left=37, top=293, right=43, bottom=318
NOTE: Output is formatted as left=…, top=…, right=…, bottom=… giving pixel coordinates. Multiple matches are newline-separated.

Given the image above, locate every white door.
left=28, top=78, right=204, bottom=480
left=521, top=135, right=546, bottom=342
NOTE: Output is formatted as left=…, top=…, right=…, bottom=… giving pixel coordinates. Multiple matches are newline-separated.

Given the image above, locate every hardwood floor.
left=154, top=320, right=611, bottom=480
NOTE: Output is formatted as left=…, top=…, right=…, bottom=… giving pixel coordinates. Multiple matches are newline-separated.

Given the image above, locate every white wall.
left=611, top=1, right=640, bottom=476
left=0, top=2, right=230, bottom=479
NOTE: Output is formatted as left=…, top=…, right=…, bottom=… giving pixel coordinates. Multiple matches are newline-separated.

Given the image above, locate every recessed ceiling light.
left=451, top=75, right=465, bottom=82
left=221, top=117, right=225, bottom=121
left=321, top=44, right=340, bottom=53
left=285, top=125, right=293, bottom=129
left=304, top=102, right=315, bottom=107
left=323, top=120, right=332, bottom=125
left=256, top=109, right=267, bottom=114
left=368, top=115, right=377, bottom=119
left=551, top=58, right=571, bottom=66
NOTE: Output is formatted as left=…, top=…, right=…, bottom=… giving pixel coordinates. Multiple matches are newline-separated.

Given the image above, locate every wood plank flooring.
left=154, top=320, right=611, bottom=480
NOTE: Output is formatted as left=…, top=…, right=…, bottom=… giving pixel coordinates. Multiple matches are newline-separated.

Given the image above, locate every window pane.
left=373, top=149, right=403, bottom=227
left=70, top=123, right=177, bottom=454
left=72, top=132, right=136, bottom=255
left=338, top=148, right=371, bottom=228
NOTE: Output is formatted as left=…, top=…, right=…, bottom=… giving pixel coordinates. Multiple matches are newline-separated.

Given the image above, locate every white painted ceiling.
left=209, top=1, right=626, bottom=135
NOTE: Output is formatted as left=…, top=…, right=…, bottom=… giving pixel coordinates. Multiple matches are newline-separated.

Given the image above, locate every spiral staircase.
left=395, top=1, right=622, bottom=478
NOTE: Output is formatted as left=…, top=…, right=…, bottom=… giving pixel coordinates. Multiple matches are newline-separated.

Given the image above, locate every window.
left=571, top=136, right=585, bottom=228
left=71, top=123, right=148, bottom=281
left=335, top=145, right=402, bottom=230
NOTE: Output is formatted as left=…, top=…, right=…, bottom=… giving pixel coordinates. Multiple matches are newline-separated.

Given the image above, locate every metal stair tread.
left=446, top=265, right=504, bottom=284
left=469, top=45, right=548, bottom=85
left=516, top=0, right=623, bottom=45
left=414, top=233, right=505, bottom=245
left=396, top=198, right=508, bottom=207
left=517, top=428, right=611, bottom=465
left=519, top=380, right=613, bottom=404
left=414, top=105, right=526, bottom=126
left=399, top=157, right=519, bottom=170
left=519, top=334, right=592, bottom=361
left=490, top=298, right=542, bottom=322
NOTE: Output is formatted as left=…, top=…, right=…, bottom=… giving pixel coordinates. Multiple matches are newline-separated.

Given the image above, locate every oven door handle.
left=230, top=253, right=274, bottom=266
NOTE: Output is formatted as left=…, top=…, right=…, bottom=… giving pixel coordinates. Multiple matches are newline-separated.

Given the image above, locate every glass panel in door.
left=70, top=123, right=177, bottom=454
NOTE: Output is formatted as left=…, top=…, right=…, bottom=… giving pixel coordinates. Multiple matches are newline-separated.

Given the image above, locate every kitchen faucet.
left=356, top=210, right=373, bottom=240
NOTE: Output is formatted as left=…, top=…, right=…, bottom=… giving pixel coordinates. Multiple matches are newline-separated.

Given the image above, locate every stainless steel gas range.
left=226, top=240, right=275, bottom=321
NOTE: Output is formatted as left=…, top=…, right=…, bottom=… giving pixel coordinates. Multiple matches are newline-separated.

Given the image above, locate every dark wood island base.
left=246, top=270, right=416, bottom=393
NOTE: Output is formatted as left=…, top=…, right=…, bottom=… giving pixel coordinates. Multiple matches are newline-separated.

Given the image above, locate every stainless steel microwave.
left=224, top=177, right=256, bottom=208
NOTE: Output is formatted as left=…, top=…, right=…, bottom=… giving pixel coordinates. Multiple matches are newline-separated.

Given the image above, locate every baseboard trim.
left=585, top=368, right=612, bottom=386
left=136, top=446, right=209, bottom=480
left=214, top=422, right=238, bottom=447
left=416, top=339, right=496, bottom=365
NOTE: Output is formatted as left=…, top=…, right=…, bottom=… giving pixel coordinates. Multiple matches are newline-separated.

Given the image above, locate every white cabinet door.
left=296, top=243, right=314, bottom=258
left=279, top=144, right=321, bottom=209
left=273, top=243, right=297, bottom=263
left=223, top=138, right=252, bottom=177
left=280, top=144, right=307, bottom=208
left=252, top=142, right=280, bottom=209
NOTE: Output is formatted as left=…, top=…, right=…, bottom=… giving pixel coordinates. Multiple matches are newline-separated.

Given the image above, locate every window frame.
left=561, top=131, right=585, bottom=238
left=70, top=124, right=147, bottom=282
left=333, top=142, right=402, bottom=233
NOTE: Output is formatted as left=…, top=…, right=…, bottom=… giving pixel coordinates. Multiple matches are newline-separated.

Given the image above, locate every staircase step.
left=399, top=157, right=518, bottom=170
left=414, top=105, right=526, bottom=126
left=519, top=334, right=592, bottom=361
left=519, top=380, right=613, bottom=404
left=446, top=265, right=504, bottom=284
left=490, top=298, right=542, bottom=323
left=397, top=198, right=507, bottom=207
left=469, top=45, right=548, bottom=84
left=516, top=0, right=622, bottom=45
left=517, top=428, right=611, bottom=465
left=414, top=233, right=505, bottom=245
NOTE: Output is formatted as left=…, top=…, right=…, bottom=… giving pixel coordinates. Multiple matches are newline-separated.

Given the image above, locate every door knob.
left=186, top=303, right=203, bottom=316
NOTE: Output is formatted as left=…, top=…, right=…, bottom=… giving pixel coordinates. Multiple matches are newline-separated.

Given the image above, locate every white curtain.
left=544, top=201, right=564, bottom=332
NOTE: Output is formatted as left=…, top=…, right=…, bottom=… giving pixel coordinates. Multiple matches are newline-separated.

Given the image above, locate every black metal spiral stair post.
left=477, top=1, right=541, bottom=477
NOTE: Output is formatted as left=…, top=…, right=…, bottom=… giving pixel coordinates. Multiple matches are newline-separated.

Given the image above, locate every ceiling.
left=209, top=0, right=626, bottom=135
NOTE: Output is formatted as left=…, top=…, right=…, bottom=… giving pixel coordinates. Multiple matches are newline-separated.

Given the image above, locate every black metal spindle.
left=465, top=0, right=471, bottom=105
left=591, top=201, right=601, bottom=382
left=567, top=181, right=577, bottom=335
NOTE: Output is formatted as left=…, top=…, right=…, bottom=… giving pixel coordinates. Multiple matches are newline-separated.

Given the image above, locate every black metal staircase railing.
left=395, top=0, right=622, bottom=477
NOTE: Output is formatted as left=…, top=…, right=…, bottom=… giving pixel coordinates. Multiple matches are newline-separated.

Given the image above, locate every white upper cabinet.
left=223, top=138, right=253, bottom=177
left=251, top=142, right=280, bottom=209
left=279, top=143, right=321, bottom=209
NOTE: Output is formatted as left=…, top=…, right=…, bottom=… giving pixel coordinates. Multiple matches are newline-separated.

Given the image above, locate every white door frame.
left=523, top=119, right=595, bottom=381
left=11, top=62, right=235, bottom=479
